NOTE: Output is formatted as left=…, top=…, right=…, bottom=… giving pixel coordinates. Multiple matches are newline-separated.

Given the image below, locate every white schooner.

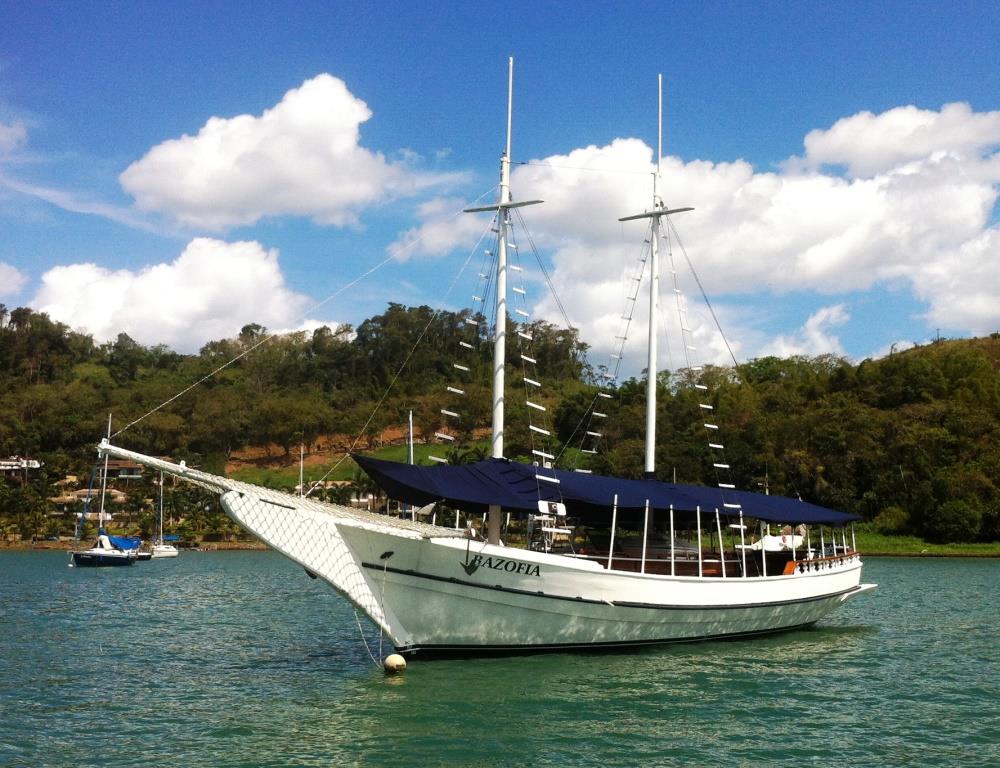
left=101, top=60, right=875, bottom=657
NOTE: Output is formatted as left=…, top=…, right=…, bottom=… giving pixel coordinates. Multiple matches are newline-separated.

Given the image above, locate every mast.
left=98, top=413, right=111, bottom=531
left=408, top=410, right=415, bottom=521
left=462, top=57, right=541, bottom=544
left=158, top=470, right=164, bottom=543
left=644, top=75, right=663, bottom=478
left=619, top=75, right=692, bottom=479
left=492, top=57, right=514, bottom=460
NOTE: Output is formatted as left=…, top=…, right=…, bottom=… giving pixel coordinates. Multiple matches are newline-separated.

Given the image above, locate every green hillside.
left=1, top=302, right=997, bottom=545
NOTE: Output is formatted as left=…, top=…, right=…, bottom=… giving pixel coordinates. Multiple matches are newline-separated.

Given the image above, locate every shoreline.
left=2, top=540, right=996, bottom=557
left=0, top=539, right=269, bottom=552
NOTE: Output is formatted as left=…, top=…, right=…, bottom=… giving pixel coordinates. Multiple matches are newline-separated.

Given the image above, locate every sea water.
left=1, top=551, right=997, bottom=767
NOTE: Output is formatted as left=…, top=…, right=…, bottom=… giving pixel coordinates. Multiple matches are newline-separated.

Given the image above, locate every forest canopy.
left=1, top=303, right=998, bottom=543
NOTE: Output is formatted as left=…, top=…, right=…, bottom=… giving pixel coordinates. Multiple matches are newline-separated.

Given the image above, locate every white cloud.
left=31, top=238, right=310, bottom=351
left=0, top=172, right=164, bottom=232
left=871, top=339, right=919, bottom=359
left=120, top=74, right=464, bottom=230
left=397, top=102, right=999, bottom=368
left=798, top=102, right=1000, bottom=177
left=388, top=197, right=488, bottom=261
left=759, top=304, right=850, bottom=358
left=273, top=318, right=345, bottom=337
left=912, top=227, right=1000, bottom=335
left=0, top=262, right=27, bottom=297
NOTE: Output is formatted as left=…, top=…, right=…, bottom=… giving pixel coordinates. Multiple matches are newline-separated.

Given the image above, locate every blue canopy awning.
left=109, top=535, right=142, bottom=550
left=352, top=455, right=859, bottom=526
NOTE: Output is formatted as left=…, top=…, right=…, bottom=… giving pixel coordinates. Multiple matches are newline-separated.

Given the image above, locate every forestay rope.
left=303, top=216, right=497, bottom=495
left=107, top=188, right=498, bottom=446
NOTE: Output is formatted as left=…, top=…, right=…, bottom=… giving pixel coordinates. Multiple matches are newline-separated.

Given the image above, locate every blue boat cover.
left=353, top=455, right=859, bottom=526
left=109, top=535, right=142, bottom=550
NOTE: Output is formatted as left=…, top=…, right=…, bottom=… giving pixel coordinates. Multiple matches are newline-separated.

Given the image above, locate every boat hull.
left=151, top=544, right=179, bottom=558
left=71, top=550, right=136, bottom=567
left=215, top=487, right=873, bottom=657
left=338, top=525, right=872, bottom=656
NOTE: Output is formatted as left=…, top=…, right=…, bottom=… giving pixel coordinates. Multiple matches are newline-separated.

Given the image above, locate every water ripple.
left=1, top=553, right=997, bottom=767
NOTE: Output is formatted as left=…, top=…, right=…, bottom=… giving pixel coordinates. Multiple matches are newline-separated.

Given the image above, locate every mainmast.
left=463, top=57, right=541, bottom=543
left=493, top=58, right=514, bottom=460
left=619, top=74, right=692, bottom=479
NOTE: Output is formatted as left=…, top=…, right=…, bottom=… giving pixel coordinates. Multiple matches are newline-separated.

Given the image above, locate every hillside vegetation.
left=1, top=302, right=998, bottom=544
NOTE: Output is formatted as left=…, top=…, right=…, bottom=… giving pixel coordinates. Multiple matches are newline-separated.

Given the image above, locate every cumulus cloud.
left=872, top=339, right=919, bottom=359
left=388, top=197, right=490, bottom=261
left=759, top=304, right=850, bottom=358
left=61, top=97, right=992, bottom=366
left=798, top=102, right=1000, bottom=177
left=0, top=262, right=27, bottom=297
left=120, top=74, right=463, bottom=230
left=401, top=103, right=999, bottom=367
left=32, top=238, right=310, bottom=351
left=272, top=318, right=345, bottom=337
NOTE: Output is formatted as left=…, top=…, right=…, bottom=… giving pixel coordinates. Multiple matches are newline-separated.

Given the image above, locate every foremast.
left=463, top=57, right=541, bottom=544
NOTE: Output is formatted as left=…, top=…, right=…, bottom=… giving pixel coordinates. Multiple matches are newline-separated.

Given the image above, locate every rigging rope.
left=352, top=608, right=381, bottom=667
left=305, top=224, right=492, bottom=495
left=110, top=188, right=498, bottom=442
left=516, top=160, right=649, bottom=176
left=111, top=255, right=395, bottom=439
left=513, top=207, right=575, bottom=333
left=667, top=218, right=741, bottom=372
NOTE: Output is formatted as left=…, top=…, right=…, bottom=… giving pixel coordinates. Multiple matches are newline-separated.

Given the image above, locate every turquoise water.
left=1, top=551, right=997, bottom=767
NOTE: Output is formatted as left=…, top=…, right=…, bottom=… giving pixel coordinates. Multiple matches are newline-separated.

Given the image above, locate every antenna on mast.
left=657, top=73, right=663, bottom=183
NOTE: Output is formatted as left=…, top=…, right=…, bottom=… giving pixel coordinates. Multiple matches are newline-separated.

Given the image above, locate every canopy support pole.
left=761, top=521, right=767, bottom=578
left=669, top=504, right=675, bottom=577
left=607, top=494, right=618, bottom=571
left=739, top=509, right=746, bottom=577
left=641, top=499, right=650, bottom=574
left=715, top=508, right=726, bottom=579
left=696, top=506, right=703, bottom=578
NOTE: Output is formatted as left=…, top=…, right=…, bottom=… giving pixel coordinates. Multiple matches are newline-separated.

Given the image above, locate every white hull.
left=151, top=544, right=179, bottom=558
left=217, top=484, right=874, bottom=657
left=97, top=445, right=875, bottom=657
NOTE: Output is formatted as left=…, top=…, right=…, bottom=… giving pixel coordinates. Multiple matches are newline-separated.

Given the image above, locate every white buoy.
left=383, top=653, right=407, bottom=674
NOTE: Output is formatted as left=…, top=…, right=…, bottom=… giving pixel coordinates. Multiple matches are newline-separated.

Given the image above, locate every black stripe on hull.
left=361, top=561, right=863, bottom=611
left=71, top=555, right=136, bottom=567
left=395, top=621, right=820, bottom=659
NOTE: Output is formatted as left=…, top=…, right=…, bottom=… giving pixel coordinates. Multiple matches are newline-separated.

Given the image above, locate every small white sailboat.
left=151, top=471, right=179, bottom=559
left=100, top=60, right=875, bottom=655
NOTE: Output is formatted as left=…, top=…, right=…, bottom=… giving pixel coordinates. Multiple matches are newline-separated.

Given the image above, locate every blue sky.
left=1, top=1, right=998, bottom=375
